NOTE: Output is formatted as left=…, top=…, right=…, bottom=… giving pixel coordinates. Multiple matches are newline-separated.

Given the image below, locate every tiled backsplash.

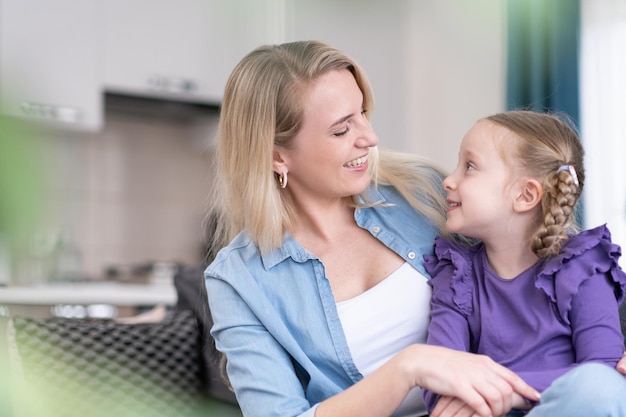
left=9, top=96, right=220, bottom=284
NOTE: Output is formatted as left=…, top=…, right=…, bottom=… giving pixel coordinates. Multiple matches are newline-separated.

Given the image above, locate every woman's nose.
left=362, top=129, right=379, bottom=147
left=356, top=118, right=379, bottom=148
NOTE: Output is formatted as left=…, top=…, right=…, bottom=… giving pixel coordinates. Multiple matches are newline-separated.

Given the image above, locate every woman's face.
left=275, top=69, right=379, bottom=204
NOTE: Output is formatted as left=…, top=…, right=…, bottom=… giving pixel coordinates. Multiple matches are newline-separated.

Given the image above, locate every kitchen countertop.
left=0, top=280, right=177, bottom=306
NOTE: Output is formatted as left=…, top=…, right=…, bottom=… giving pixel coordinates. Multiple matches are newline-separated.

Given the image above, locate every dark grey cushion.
left=619, top=301, right=626, bottom=346
left=10, top=310, right=204, bottom=417
left=174, top=263, right=237, bottom=404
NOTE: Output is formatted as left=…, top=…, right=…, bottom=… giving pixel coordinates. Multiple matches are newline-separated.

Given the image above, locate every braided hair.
left=486, top=110, right=585, bottom=258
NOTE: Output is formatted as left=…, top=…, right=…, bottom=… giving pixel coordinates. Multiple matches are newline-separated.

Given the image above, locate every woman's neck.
left=289, top=195, right=356, bottom=244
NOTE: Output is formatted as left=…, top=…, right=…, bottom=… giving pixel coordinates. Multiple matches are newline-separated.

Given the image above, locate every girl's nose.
left=443, top=175, right=454, bottom=191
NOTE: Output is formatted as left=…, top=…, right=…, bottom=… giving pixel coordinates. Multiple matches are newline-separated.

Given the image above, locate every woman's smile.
left=344, top=154, right=369, bottom=168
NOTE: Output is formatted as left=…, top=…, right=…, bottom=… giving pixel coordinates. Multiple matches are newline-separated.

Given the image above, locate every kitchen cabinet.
left=0, top=0, right=102, bottom=130
left=1, top=0, right=284, bottom=129
left=102, top=0, right=284, bottom=105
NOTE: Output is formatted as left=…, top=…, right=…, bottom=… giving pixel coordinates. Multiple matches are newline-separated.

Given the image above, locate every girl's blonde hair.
left=207, top=40, right=448, bottom=255
left=486, top=110, right=585, bottom=258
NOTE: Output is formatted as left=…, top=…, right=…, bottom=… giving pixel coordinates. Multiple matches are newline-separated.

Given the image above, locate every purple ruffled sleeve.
left=535, top=224, right=626, bottom=325
left=513, top=224, right=626, bottom=386
left=424, top=236, right=479, bottom=315
left=422, top=237, right=481, bottom=412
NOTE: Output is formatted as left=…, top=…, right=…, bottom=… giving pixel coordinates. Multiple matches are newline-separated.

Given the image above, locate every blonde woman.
left=204, top=40, right=543, bottom=417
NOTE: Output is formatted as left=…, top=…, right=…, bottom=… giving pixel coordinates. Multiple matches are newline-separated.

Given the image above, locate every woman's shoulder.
left=205, top=232, right=313, bottom=282
left=205, top=232, right=261, bottom=278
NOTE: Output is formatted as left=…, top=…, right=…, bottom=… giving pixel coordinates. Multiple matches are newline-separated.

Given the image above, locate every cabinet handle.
left=20, top=102, right=81, bottom=123
left=146, top=75, right=198, bottom=94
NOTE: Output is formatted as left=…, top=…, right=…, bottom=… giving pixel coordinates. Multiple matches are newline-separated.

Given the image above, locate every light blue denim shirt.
left=205, top=184, right=440, bottom=417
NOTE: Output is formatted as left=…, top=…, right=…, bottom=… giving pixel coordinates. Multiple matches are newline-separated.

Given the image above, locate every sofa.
left=2, top=265, right=626, bottom=417
left=0, top=262, right=241, bottom=417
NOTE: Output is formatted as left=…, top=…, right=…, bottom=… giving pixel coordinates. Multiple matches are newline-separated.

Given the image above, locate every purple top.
left=421, top=224, right=626, bottom=412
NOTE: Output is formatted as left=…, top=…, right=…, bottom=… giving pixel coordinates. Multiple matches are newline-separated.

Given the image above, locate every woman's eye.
left=333, top=127, right=349, bottom=137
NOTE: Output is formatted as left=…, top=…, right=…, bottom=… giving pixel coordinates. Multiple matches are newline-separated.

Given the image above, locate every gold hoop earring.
left=279, top=171, right=288, bottom=189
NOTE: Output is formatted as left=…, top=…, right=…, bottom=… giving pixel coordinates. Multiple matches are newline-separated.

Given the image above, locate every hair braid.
left=531, top=169, right=580, bottom=257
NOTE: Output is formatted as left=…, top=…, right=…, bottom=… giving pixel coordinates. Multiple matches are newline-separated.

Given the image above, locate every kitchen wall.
left=3, top=0, right=506, bottom=284
left=9, top=97, right=219, bottom=283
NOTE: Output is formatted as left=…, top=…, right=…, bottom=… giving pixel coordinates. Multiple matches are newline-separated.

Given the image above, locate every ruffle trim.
left=535, top=224, right=626, bottom=324
left=426, top=225, right=626, bottom=323
left=425, top=237, right=480, bottom=315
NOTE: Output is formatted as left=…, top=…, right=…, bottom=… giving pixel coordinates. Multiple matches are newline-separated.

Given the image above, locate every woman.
left=203, top=40, right=617, bottom=417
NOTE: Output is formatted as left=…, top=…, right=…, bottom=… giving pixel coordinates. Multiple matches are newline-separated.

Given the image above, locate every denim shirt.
left=205, top=184, right=440, bottom=417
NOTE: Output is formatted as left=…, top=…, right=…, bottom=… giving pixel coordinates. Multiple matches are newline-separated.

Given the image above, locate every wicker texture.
left=11, top=310, right=203, bottom=417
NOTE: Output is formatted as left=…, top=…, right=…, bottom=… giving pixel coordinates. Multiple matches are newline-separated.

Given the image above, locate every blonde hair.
left=207, top=40, right=448, bottom=255
left=486, top=110, right=585, bottom=258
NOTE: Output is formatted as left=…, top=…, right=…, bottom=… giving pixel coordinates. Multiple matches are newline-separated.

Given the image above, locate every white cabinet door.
left=103, top=0, right=284, bottom=105
left=0, top=0, right=102, bottom=130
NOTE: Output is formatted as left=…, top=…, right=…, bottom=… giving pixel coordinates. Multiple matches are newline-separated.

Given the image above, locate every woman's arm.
left=317, top=344, right=539, bottom=417
left=207, top=274, right=539, bottom=417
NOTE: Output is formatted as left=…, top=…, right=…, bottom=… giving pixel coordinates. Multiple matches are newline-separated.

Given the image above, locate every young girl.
left=422, top=110, right=626, bottom=417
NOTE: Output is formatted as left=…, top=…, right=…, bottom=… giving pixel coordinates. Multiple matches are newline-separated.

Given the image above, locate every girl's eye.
left=465, top=162, right=476, bottom=171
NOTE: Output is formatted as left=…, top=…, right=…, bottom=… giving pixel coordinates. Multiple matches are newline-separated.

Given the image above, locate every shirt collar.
left=261, top=233, right=314, bottom=270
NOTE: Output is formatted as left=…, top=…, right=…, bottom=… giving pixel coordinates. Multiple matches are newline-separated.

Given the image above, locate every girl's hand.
left=407, top=345, right=541, bottom=417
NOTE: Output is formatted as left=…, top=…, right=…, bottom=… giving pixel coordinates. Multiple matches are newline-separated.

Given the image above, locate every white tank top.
left=336, top=262, right=431, bottom=417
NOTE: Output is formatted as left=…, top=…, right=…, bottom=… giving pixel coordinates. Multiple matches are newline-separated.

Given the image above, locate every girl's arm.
left=569, top=272, right=624, bottom=365
left=514, top=270, right=624, bottom=388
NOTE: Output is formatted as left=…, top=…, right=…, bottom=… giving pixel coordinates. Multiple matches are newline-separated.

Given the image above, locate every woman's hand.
left=406, top=345, right=540, bottom=417
left=431, top=396, right=479, bottom=417
left=618, top=352, right=626, bottom=375
left=431, top=392, right=533, bottom=417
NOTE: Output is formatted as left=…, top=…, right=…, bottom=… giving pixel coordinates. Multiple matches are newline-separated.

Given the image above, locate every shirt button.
left=407, top=251, right=416, bottom=259
left=372, top=226, right=381, bottom=234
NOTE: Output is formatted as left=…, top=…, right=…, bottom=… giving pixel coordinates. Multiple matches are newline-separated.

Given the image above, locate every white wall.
left=6, top=1, right=508, bottom=283
left=580, top=0, right=626, bottom=263
left=405, top=1, right=506, bottom=171
left=284, top=0, right=506, bottom=172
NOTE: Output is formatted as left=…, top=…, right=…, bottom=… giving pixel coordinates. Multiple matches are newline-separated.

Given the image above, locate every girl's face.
left=443, top=120, right=520, bottom=241
left=275, top=69, right=379, bottom=204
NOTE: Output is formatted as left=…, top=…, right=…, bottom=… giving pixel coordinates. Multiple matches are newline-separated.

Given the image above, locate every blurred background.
left=0, top=0, right=624, bottom=317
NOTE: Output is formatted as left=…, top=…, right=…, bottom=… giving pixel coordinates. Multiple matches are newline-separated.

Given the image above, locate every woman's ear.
left=514, top=179, right=543, bottom=213
left=273, top=148, right=287, bottom=174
